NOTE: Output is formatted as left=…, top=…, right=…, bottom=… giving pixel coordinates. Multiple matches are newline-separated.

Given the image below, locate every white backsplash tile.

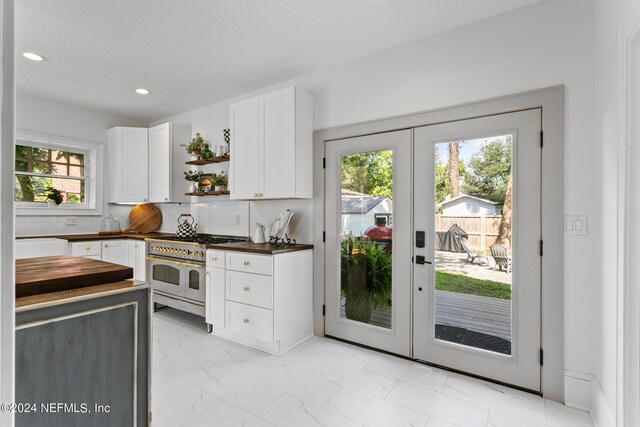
left=192, top=200, right=250, bottom=237
left=249, top=199, right=313, bottom=243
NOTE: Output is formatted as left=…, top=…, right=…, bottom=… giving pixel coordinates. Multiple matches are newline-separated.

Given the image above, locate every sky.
left=435, top=134, right=511, bottom=164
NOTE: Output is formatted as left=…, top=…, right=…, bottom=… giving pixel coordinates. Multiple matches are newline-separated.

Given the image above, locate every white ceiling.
left=16, top=0, right=539, bottom=123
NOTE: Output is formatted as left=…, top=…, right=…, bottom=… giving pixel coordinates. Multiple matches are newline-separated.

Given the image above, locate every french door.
left=324, top=109, right=541, bottom=390
left=413, top=109, right=541, bottom=392
left=325, top=130, right=412, bottom=356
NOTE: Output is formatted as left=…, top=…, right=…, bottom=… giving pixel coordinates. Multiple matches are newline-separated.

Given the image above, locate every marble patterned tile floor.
left=152, top=309, right=593, bottom=427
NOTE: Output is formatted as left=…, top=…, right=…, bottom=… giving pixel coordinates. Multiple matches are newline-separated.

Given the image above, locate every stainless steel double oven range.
left=146, top=234, right=246, bottom=318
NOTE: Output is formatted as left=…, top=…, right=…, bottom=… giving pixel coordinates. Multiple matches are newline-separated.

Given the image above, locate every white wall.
left=594, top=0, right=640, bottom=425
left=15, top=92, right=146, bottom=236
left=153, top=0, right=596, bottom=406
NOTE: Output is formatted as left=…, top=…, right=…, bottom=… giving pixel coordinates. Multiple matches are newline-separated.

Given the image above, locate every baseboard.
left=564, top=370, right=593, bottom=411
left=591, top=376, right=616, bottom=427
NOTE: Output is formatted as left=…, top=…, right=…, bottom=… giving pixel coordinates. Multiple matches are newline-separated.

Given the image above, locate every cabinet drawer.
left=226, top=271, right=273, bottom=309
left=226, top=252, right=272, bottom=275
left=206, top=250, right=225, bottom=269
left=70, top=241, right=102, bottom=257
left=226, top=301, right=273, bottom=343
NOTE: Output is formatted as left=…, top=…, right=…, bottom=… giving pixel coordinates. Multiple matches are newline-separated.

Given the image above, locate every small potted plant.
left=180, top=133, right=206, bottom=159
left=184, top=170, right=201, bottom=193
left=213, top=171, right=228, bottom=192
left=44, top=186, right=64, bottom=206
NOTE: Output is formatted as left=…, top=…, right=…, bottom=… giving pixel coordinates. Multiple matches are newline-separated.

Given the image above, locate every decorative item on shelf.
left=215, top=145, right=224, bottom=157
left=223, top=128, right=230, bottom=155
left=268, top=209, right=296, bottom=246
left=180, top=132, right=206, bottom=159
left=44, top=186, right=64, bottom=206
left=184, top=170, right=201, bottom=193
left=253, top=223, right=266, bottom=243
left=199, top=174, right=213, bottom=192
left=213, top=171, right=228, bottom=192
left=176, top=214, right=197, bottom=238
left=202, top=143, right=214, bottom=159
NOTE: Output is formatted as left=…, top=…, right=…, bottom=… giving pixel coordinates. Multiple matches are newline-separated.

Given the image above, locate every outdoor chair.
left=490, top=244, right=512, bottom=273
left=459, top=236, right=486, bottom=264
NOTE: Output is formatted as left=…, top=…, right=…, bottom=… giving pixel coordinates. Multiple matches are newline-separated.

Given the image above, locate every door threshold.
left=324, top=334, right=542, bottom=397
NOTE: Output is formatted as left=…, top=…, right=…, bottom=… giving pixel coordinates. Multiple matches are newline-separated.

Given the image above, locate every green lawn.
left=435, top=271, right=512, bottom=300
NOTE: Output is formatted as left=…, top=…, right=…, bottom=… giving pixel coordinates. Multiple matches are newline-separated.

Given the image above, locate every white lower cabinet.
left=101, top=240, right=129, bottom=266
left=70, top=241, right=102, bottom=258
left=70, top=239, right=146, bottom=281
left=205, top=248, right=313, bottom=354
left=127, top=240, right=146, bottom=281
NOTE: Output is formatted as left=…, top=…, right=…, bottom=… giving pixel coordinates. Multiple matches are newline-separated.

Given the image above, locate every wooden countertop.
left=206, top=241, right=313, bottom=255
left=16, top=256, right=133, bottom=298
left=16, top=280, right=140, bottom=308
left=17, top=232, right=174, bottom=242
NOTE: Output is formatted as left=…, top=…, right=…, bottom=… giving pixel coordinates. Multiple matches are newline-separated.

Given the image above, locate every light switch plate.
left=565, top=215, right=587, bottom=236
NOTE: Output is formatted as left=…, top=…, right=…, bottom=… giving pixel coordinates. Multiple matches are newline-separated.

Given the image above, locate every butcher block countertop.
left=15, top=280, right=142, bottom=308
left=206, top=241, right=313, bottom=255
left=16, top=256, right=133, bottom=298
left=17, top=232, right=174, bottom=242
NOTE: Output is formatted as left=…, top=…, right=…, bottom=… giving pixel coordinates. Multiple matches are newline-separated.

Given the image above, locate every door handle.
left=415, top=255, right=432, bottom=265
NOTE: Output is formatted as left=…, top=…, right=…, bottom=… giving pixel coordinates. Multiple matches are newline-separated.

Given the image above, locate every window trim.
left=15, top=130, right=104, bottom=216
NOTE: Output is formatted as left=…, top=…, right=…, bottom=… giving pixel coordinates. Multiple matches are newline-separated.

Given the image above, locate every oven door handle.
left=146, top=256, right=204, bottom=269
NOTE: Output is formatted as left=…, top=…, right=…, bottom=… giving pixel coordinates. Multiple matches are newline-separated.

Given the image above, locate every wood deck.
left=341, top=291, right=511, bottom=343
left=435, top=290, right=511, bottom=342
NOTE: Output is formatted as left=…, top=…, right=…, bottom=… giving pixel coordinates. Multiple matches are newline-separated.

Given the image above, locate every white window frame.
left=15, top=130, right=104, bottom=216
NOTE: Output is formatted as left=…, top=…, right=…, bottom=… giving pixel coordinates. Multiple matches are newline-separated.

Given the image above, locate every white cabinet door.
left=230, top=97, right=262, bottom=199
left=107, top=127, right=148, bottom=203
left=148, top=122, right=191, bottom=203
left=229, top=86, right=312, bottom=200
left=127, top=240, right=146, bottom=281
left=148, top=123, right=172, bottom=203
left=262, top=88, right=296, bottom=198
left=206, top=267, right=225, bottom=330
left=101, top=240, right=130, bottom=267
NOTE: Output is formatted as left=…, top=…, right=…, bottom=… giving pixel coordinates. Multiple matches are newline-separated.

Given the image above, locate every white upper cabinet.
left=108, top=123, right=190, bottom=203
left=107, top=127, right=149, bottom=203
left=148, top=122, right=190, bottom=203
left=230, top=86, right=313, bottom=200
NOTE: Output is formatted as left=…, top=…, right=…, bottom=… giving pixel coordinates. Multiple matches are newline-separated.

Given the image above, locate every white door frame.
left=618, top=7, right=640, bottom=426
left=0, top=0, right=16, bottom=425
left=313, top=86, right=564, bottom=401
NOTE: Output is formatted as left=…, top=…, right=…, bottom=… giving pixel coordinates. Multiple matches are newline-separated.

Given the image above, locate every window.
left=15, top=145, right=87, bottom=205
left=374, top=213, right=393, bottom=227
left=15, top=131, right=103, bottom=214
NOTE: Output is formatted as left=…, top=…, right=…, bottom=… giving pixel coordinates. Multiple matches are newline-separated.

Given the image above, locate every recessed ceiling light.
left=22, top=52, right=46, bottom=62
left=135, top=88, right=150, bottom=95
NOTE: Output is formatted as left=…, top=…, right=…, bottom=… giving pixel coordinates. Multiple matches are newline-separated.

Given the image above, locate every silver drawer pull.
left=243, top=286, right=250, bottom=292
left=243, top=318, right=250, bottom=324
left=211, top=256, right=218, bottom=261
left=243, top=261, right=250, bottom=266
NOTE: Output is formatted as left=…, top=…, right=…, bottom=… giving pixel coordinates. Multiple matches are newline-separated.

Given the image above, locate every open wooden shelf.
left=185, top=191, right=230, bottom=197
left=185, top=155, right=230, bottom=165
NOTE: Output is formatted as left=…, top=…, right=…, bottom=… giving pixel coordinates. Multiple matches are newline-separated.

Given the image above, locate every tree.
left=497, top=173, right=512, bottom=245
left=341, top=150, right=393, bottom=198
left=447, top=142, right=460, bottom=198
left=462, top=136, right=512, bottom=204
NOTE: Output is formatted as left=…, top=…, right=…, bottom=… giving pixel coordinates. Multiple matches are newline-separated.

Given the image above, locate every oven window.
left=153, top=265, right=180, bottom=286
left=188, top=270, right=200, bottom=290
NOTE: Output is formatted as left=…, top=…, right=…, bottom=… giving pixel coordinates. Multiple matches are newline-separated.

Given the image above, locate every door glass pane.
left=433, top=136, right=513, bottom=355
left=340, top=150, right=393, bottom=329
left=152, top=264, right=180, bottom=286
left=188, top=270, right=200, bottom=290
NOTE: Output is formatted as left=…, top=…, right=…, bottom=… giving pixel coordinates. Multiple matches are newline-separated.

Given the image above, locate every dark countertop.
left=206, top=241, right=313, bottom=255
left=17, top=232, right=174, bottom=242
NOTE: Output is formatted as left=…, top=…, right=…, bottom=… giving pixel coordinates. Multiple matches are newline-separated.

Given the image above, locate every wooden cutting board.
left=15, top=256, right=134, bottom=298
left=124, top=203, right=162, bottom=233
